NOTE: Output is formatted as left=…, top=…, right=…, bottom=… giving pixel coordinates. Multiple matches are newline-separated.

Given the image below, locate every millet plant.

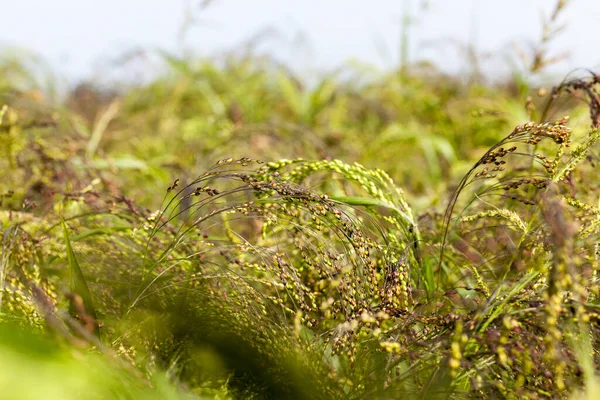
left=3, top=53, right=600, bottom=399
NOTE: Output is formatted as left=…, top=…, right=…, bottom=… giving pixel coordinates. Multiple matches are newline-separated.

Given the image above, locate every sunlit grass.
left=2, top=6, right=600, bottom=395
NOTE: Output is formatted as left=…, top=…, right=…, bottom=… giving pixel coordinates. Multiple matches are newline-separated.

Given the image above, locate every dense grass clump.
left=4, top=43, right=600, bottom=398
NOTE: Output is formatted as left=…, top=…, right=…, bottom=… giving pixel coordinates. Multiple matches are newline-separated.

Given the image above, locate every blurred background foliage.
left=0, top=50, right=536, bottom=211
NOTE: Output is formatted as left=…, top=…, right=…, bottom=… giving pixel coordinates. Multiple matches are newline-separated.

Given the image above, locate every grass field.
left=4, top=2, right=600, bottom=399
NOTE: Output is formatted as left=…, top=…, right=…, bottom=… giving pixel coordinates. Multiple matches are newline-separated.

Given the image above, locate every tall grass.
left=3, top=19, right=600, bottom=397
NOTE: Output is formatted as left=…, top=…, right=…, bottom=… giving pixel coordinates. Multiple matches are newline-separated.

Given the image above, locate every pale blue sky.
left=2, top=0, right=599, bottom=82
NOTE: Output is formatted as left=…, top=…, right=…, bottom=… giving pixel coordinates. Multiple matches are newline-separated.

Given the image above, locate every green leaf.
left=330, top=195, right=387, bottom=207
left=277, top=72, right=303, bottom=117
left=61, top=219, right=99, bottom=336
left=330, top=195, right=413, bottom=225
left=88, top=156, right=149, bottom=171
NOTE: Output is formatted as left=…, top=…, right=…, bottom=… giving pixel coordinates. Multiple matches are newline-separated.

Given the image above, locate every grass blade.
left=61, top=219, right=99, bottom=336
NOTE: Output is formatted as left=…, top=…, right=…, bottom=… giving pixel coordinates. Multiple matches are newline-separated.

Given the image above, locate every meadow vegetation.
left=4, top=3, right=600, bottom=398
